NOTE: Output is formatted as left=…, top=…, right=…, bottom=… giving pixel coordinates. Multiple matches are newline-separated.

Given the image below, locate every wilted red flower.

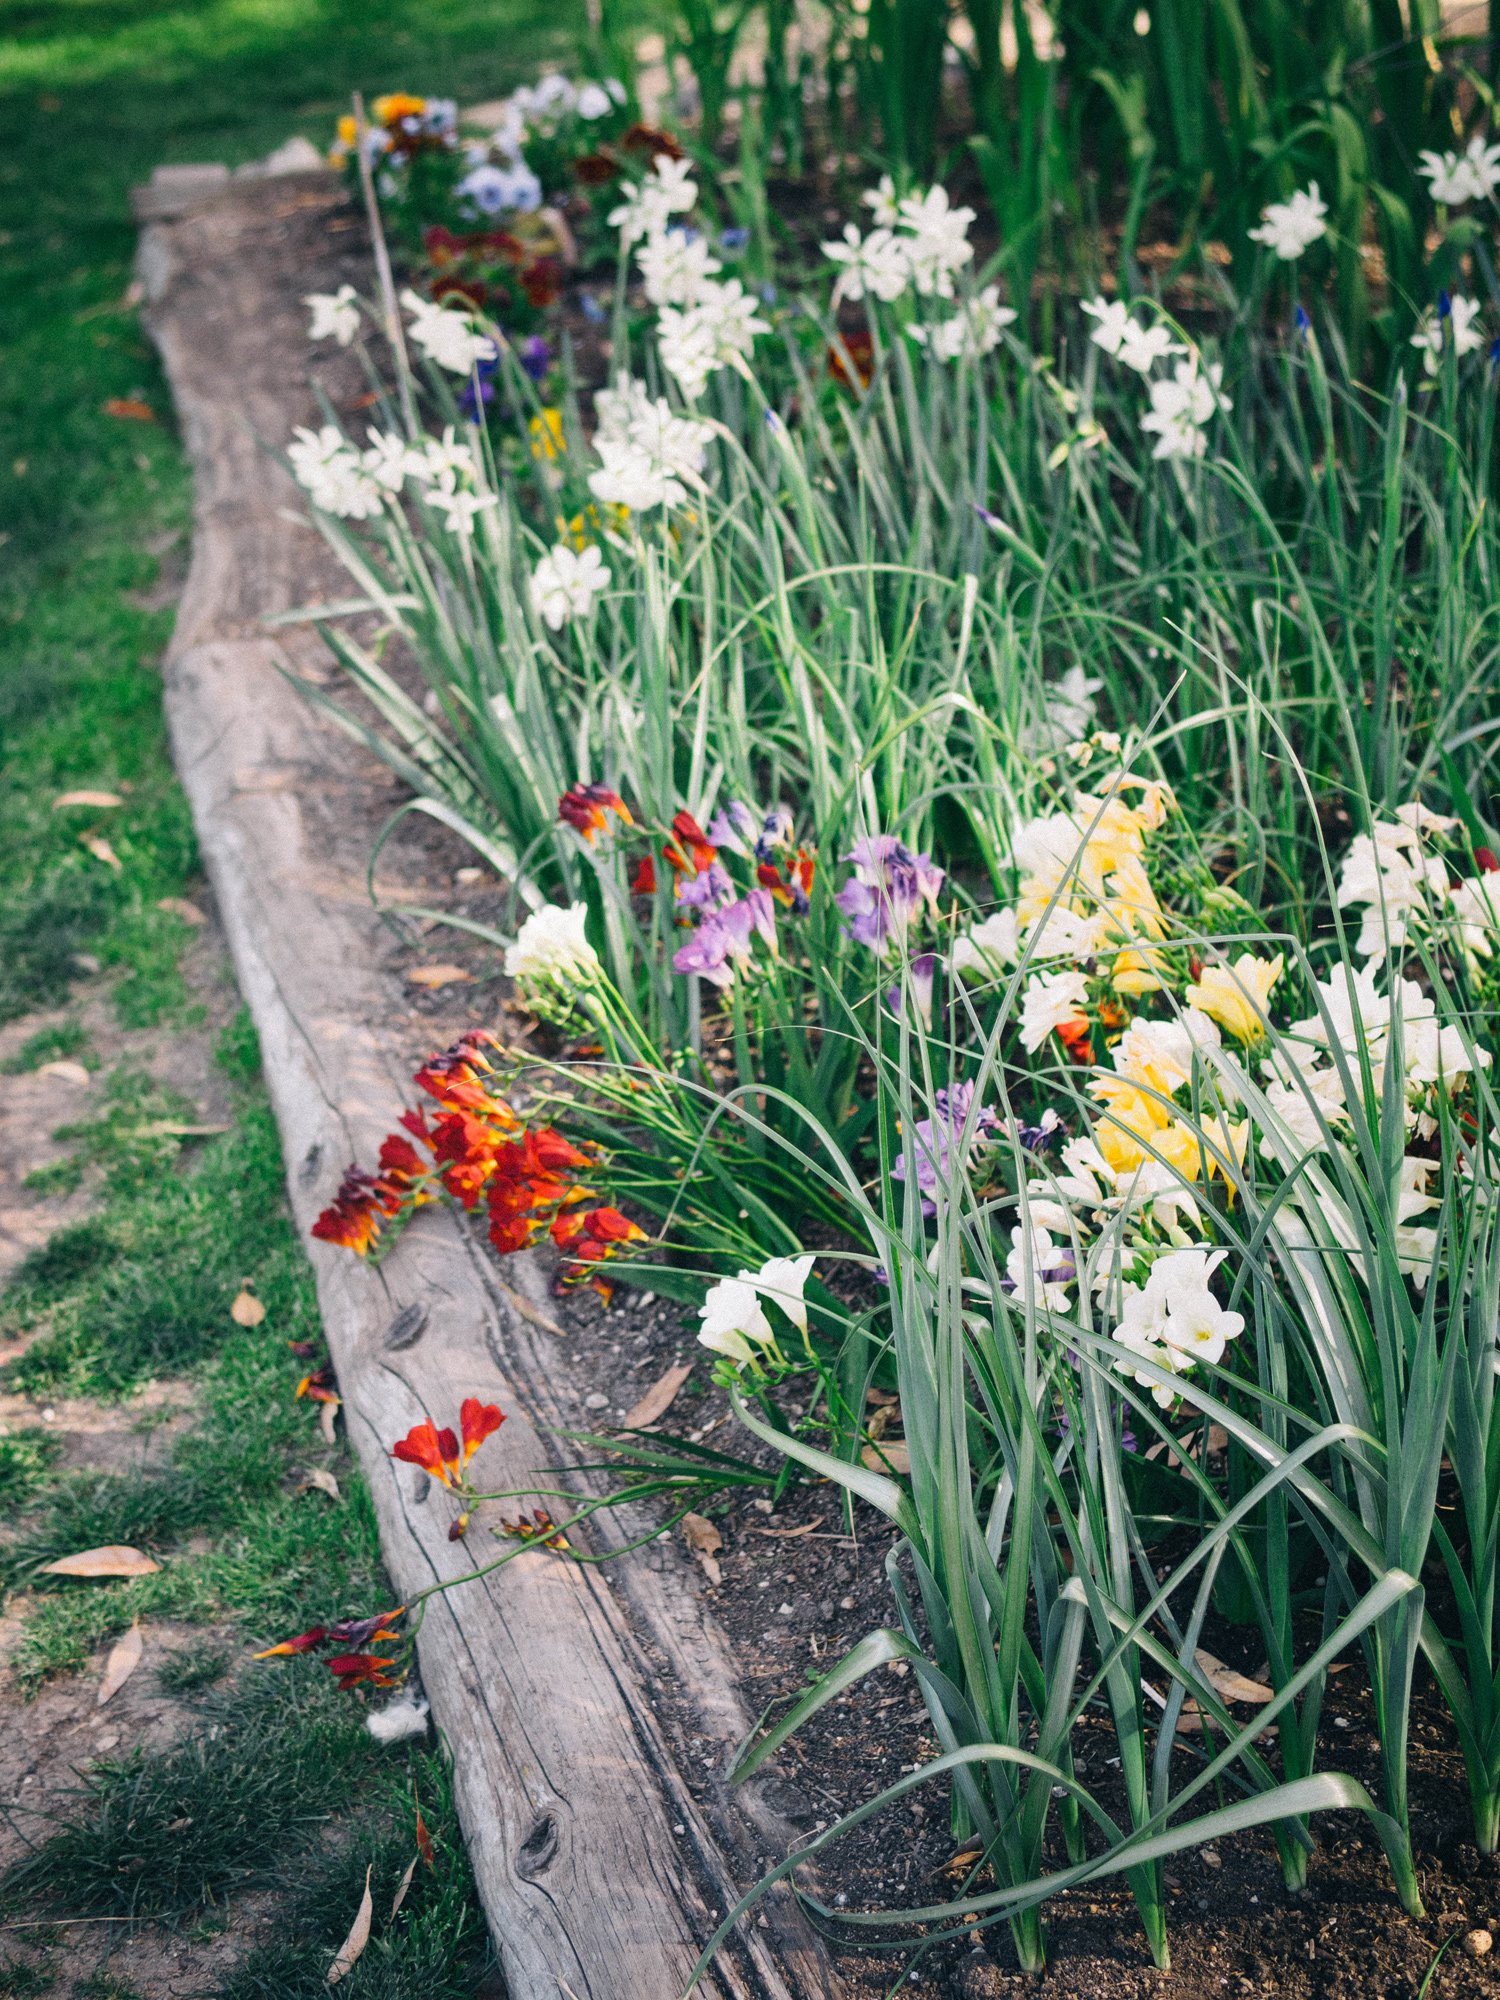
left=328, top=1652, right=399, bottom=1691
left=310, top=1168, right=389, bottom=1254
left=460, top=1397, right=505, bottom=1465
left=393, top=1418, right=462, bottom=1488
left=828, top=328, right=874, bottom=389
left=327, top=1609, right=405, bottom=1649
left=573, top=150, right=620, bottom=185
left=559, top=784, right=633, bottom=842
left=522, top=258, right=562, bottom=309
left=253, top=1625, right=327, bottom=1659
left=620, top=122, right=684, bottom=161
left=433, top=276, right=488, bottom=309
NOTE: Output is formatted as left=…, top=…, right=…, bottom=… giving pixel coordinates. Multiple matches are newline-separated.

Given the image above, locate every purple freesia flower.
left=885, top=951, right=938, bottom=1029
left=891, top=1079, right=999, bottom=1214
left=705, top=800, right=758, bottom=853
left=836, top=835, right=945, bottom=957
left=754, top=805, right=794, bottom=861
left=675, top=861, right=735, bottom=913
left=672, top=890, right=777, bottom=989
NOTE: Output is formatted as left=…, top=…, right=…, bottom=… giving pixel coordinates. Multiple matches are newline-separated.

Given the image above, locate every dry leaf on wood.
left=620, top=1363, right=691, bottom=1430
left=319, top=1399, right=340, bottom=1446
left=1194, top=1649, right=1274, bottom=1705
left=302, top=1469, right=341, bottom=1502
left=406, top=964, right=471, bottom=989
left=42, top=1545, right=161, bottom=1579
left=390, top=1854, right=418, bottom=1920
left=681, top=1511, right=723, bottom=1587
left=491, top=1278, right=567, bottom=1338
left=327, top=1864, right=373, bottom=1984
left=157, top=896, right=207, bottom=925
left=97, top=1620, right=144, bottom=1706
left=81, top=835, right=123, bottom=871
left=231, top=1285, right=266, bottom=1327
left=37, top=1060, right=90, bottom=1086
left=53, top=789, right=123, bottom=810
left=860, top=1440, right=911, bottom=1475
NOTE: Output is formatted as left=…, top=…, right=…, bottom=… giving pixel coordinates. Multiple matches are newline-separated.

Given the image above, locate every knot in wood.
left=516, top=1811, right=560, bottom=1880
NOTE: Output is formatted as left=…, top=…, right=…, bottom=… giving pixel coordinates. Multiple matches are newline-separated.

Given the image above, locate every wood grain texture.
left=136, top=169, right=842, bottom=2000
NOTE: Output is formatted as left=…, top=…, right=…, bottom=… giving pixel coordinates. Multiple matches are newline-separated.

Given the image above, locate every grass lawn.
left=0, top=3, right=635, bottom=1990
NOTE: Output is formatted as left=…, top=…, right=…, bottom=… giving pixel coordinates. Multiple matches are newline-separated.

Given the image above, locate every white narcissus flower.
left=1247, top=183, right=1329, bottom=260
left=637, top=228, right=722, bottom=309
left=1418, top=134, right=1500, bottom=206
left=607, top=155, right=698, bottom=244
left=740, top=1252, right=815, bottom=1333
left=1019, top=968, right=1090, bottom=1053
left=426, top=487, right=498, bottom=538
left=1117, top=321, right=1183, bottom=375
left=587, top=380, right=715, bottom=511
left=697, top=1276, right=775, bottom=1363
left=1410, top=295, right=1486, bottom=376
left=1140, top=359, right=1229, bottom=459
left=361, top=428, right=429, bottom=492
left=305, top=284, right=361, bottom=345
left=910, top=285, right=1016, bottom=363
left=657, top=280, right=770, bottom=398
left=1081, top=295, right=1132, bottom=355
left=862, top=172, right=900, bottom=225
left=530, top=543, right=611, bottom=629
left=823, top=223, right=910, bottom=306
left=401, top=289, right=499, bottom=375
left=287, top=425, right=383, bottom=519
left=896, top=185, right=976, bottom=298
left=503, top=902, right=600, bottom=987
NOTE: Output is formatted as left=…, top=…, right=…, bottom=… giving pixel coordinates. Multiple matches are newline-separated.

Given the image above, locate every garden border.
left=134, top=164, right=845, bottom=2000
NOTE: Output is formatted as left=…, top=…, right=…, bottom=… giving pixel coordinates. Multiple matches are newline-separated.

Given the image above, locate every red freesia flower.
left=460, top=1397, right=505, bottom=1465
left=630, top=854, right=657, bottom=896
left=328, top=1652, right=399, bottom=1691
left=295, top=1368, right=340, bottom=1405
left=559, top=784, right=634, bottom=842
left=1055, top=1016, right=1094, bottom=1066
left=327, top=1609, right=405, bottom=1649
left=667, top=811, right=718, bottom=877
left=392, top=1418, right=462, bottom=1488
left=1477, top=847, right=1499, bottom=874
left=253, top=1625, right=327, bottom=1659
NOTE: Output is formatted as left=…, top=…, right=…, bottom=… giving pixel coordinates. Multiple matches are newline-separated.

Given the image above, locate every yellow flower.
left=561, top=503, right=628, bottom=549
left=374, top=92, right=427, bottom=125
left=1090, top=1076, right=1170, bottom=1173
left=1186, top=953, right=1283, bottom=1043
left=1199, top=1115, right=1249, bottom=1184
left=529, top=408, right=566, bottom=463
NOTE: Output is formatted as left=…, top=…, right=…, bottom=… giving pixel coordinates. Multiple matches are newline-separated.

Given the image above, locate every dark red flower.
left=1477, top=847, right=1499, bottom=874
left=328, top=1652, right=399, bottom=1691
left=460, top=1398, right=505, bottom=1466
left=620, top=123, right=683, bottom=161
left=630, top=854, right=658, bottom=896
left=392, top=1418, right=462, bottom=1487
left=253, top=1625, right=327, bottom=1659
left=559, top=784, right=633, bottom=842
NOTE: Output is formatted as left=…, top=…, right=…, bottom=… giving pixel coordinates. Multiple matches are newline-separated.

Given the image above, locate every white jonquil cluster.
left=697, top=1253, right=814, bottom=1369
left=587, top=374, right=716, bottom=514
left=1410, top=295, right=1487, bottom=376
left=305, top=285, right=362, bottom=346
left=287, top=411, right=498, bottom=537
left=1084, top=299, right=1231, bottom=460
left=1418, top=133, right=1500, bottom=207
left=612, top=154, right=769, bottom=399
left=400, top=289, right=499, bottom=376
left=823, top=178, right=1008, bottom=362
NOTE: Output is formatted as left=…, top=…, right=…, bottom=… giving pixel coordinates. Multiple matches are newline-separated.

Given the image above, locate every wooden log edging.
left=135, top=167, right=845, bottom=2000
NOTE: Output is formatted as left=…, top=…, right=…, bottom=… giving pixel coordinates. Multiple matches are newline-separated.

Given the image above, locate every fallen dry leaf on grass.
left=320, top=1399, right=341, bottom=1446
left=406, top=964, right=471, bottom=989
left=97, top=1620, right=144, bottom=1706
left=53, top=789, right=123, bottom=810
left=101, top=397, right=156, bottom=422
left=157, top=896, right=207, bottom=925
left=301, top=1469, right=341, bottom=1502
left=327, top=1865, right=373, bottom=1984
left=681, top=1511, right=723, bottom=1587
left=390, top=1855, right=418, bottom=1919
left=81, top=835, right=123, bottom=871
left=42, top=1545, right=161, bottom=1579
left=860, top=1440, right=911, bottom=1475
left=230, top=1284, right=266, bottom=1327
left=620, top=1363, right=692, bottom=1430
left=415, top=1804, right=435, bottom=1869
left=37, top=1059, right=90, bottom=1086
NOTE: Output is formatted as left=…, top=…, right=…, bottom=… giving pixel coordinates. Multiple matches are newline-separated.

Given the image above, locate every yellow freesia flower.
left=1186, top=953, right=1284, bottom=1043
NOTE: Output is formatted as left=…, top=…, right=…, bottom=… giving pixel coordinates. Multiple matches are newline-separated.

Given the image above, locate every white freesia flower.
left=504, top=902, right=600, bottom=986
left=740, top=1252, right=815, bottom=1334
left=305, top=284, right=361, bottom=345
left=1019, top=968, right=1089, bottom=1052
left=1112, top=1247, right=1244, bottom=1405
left=697, top=1276, right=775, bottom=1363
left=1411, top=295, right=1486, bottom=375
left=1005, top=1225, right=1074, bottom=1311
left=608, top=155, right=697, bottom=244
left=530, top=543, right=611, bottom=629
left=401, top=289, right=498, bottom=374
left=910, top=285, right=1016, bottom=362
left=823, top=222, right=910, bottom=305
left=637, top=228, right=722, bottom=308
left=1248, top=183, right=1328, bottom=259
left=1450, top=874, right=1500, bottom=958
left=1418, top=134, right=1500, bottom=206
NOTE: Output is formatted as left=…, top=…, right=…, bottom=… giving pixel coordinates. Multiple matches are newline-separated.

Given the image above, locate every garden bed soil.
left=137, top=162, right=1500, bottom=2000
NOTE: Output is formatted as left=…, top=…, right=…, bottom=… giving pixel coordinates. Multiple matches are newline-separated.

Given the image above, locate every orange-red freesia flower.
left=253, top=1625, right=327, bottom=1659
left=329, top=1651, right=399, bottom=1690
left=559, top=784, right=634, bottom=842
left=392, top=1418, right=462, bottom=1487
left=460, top=1397, right=505, bottom=1465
